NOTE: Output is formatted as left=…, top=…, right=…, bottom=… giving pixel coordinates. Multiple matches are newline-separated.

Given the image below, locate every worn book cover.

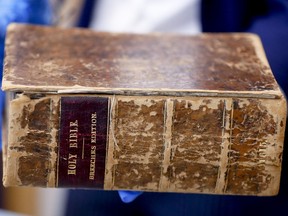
left=1, top=23, right=287, bottom=196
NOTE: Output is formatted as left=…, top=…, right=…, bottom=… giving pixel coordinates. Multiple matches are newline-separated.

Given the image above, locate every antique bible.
left=2, top=24, right=287, bottom=196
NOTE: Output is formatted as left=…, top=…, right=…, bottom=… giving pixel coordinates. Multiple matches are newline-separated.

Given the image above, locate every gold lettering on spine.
left=69, top=120, right=78, bottom=148
left=68, top=153, right=77, bottom=175
left=90, top=112, right=97, bottom=180
left=90, top=146, right=96, bottom=180
left=91, top=113, right=97, bottom=144
left=68, top=120, right=79, bottom=175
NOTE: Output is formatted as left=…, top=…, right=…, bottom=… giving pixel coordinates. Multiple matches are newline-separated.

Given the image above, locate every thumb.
left=118, top=191, right=143, bottom=203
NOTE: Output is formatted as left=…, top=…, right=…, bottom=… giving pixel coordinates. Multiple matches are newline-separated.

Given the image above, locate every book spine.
left=3, top=93, right=286, bottom=195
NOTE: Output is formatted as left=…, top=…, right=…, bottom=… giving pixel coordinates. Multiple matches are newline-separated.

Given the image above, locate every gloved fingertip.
left=118, top=191, right=143, bottom=203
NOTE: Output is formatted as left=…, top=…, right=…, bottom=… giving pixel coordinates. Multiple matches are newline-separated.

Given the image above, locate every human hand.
left=118, top=191, right=143, bottom=203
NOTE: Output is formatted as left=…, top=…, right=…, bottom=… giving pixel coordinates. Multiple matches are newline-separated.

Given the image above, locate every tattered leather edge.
left=0, top=83, right=284, bottom=99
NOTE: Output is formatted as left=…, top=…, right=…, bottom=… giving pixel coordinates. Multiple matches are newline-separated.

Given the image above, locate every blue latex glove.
left=118, top=191, right=143, bottom=203
left=0, top=0, right=51, bottom=35
left=0, top=1, right=29, bottom=38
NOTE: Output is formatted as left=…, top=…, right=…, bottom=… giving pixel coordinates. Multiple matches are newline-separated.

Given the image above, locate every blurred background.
left=0, top=0, right=288, bottom=215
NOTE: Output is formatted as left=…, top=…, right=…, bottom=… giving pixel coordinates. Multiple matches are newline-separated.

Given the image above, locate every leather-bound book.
left=2, top=23, right=286, bottom=196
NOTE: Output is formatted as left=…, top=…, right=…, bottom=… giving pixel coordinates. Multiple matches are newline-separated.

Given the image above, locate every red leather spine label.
left=58, top=96, right=109, bottom=188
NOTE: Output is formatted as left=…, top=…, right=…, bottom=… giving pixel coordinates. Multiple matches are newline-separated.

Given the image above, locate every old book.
left=2, top=23, right=286, bottom=196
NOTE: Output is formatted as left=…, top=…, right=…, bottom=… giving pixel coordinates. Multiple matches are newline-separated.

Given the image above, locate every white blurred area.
left=37, top=189, right=68, bottom=216
left=90, top=0, right=200, bottom=34
left=2, top=188, right=68, bottom=216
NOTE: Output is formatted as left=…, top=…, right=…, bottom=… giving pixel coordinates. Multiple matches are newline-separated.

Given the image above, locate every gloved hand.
left=0, top=0, right=29, bottom=38
left=0, top=0, right=51, bottom=38
left=118, top=191, right=143, bottom=203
